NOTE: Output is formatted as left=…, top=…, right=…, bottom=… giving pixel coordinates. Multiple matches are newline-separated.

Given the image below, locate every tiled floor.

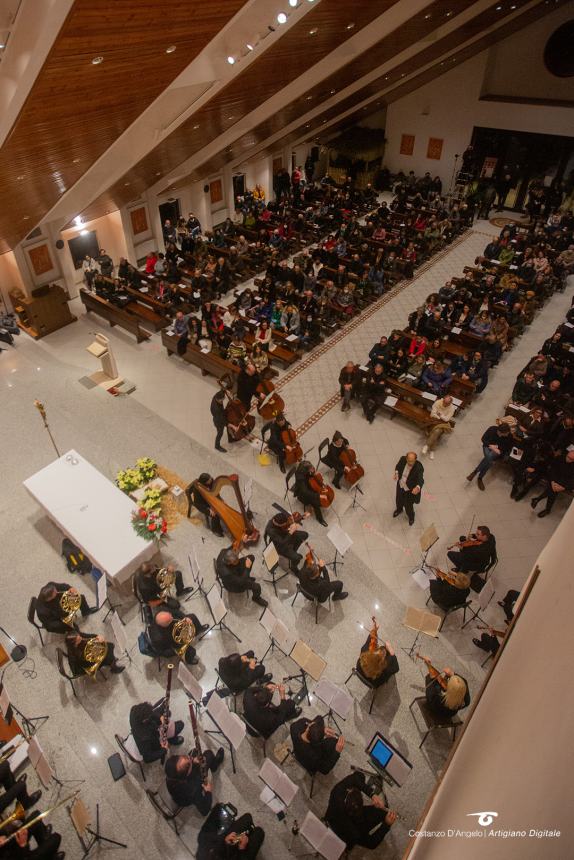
left=1, top=210, right=571, bottom=860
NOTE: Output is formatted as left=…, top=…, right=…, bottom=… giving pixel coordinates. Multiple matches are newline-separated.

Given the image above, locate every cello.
left=256, top=375, right=285, bottom=421
left=219, top=376, right=255, bottom=442
left=339, top=445, right=365, bottom=487
left=308, top=469, right=334, bottom=508
left=282, top=423, right=303, bottom=466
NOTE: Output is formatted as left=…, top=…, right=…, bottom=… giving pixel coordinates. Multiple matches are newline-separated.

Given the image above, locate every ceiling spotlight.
left=166, top=45, right=176, bottom=54
left=72, top=158, right=80, bottom=164
left=22, top=215, right=30, bottom=220
left=80, top=229, right=89, bottom=236
left=16, top=174, right=25, bottom=180
left=277, top=12, right=287, bottom=24
left=91, top=56, right=103, bottom=65
left=74, top=216, right=83, bottom=226
left=309, top=28, right=318, bottom=35
left=193, top=124, right=200, bottom=129
left=0, top=44, right=5, bottom=49
left=227, top=55, right=235, bottom=65
left=246, top=43, right=254, bottom=51
left=124, top=181, right=131, bottom=186
left=424, top=13, right=431, bottom=19
left=346, top=22, right=355, bottom=30
left=330, top=89, right=336, bottom=94
left=289, top=0, right=298, bottom=6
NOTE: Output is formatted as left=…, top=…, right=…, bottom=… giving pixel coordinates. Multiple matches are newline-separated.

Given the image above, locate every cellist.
left=268, top=414, right=300, bottom=474
left=297, top=547, right=348, bottom=602
left=293, top=461, right=332, bottom=527
left=323, top=431, right=364, bottom=489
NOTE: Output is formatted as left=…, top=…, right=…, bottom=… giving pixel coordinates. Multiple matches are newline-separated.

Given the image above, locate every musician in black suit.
left=35, top=582, right=97, bottom=633
left=267, top=414, right=294, bottom=474
left=264, top=510, right=310, bottom=570
left=136, top=563, right=193, bottom=608
left=393, top=452, right=424, bottom=525
left=64, top=631, right=124, bottom=675
left=211, top=390, right=227, bottom=453
left=0, top=762, right=42, bottom=816
left=429, top=571, right=471, bottom=608
left=356, top=636, right=399, bottom=688
left=242, top=684, right=300, bottom=739
left=293, top=461, right=328, bottom=526
left=215, top=548, right=268, bottom=607
left=325, top=771, right=397, bottom=850
left=322, top=431, right=348, bottom=488
left=188, top=473, right=225, bottom=537
left=129, top=701, right=185, bottom=762
left=447, top=526, right=495, bottom=572
left=165, top=748, right=224, bottom=816
left=298, top=556, right=348, bottom=602
left=148, top=610, right=208, bottom=666
left=424, top=665, right=470, bottom=720
left=197, top=804, right=265, bottom=860
left=217, top=652, right=269, bottom=693
left=290, top=715, right=343, bottom=776
left=0, top=815, right=62, bottom=859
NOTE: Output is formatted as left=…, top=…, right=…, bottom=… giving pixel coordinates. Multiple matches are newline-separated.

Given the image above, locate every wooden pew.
left=80, top=289, right=152, bottom=343
left=161, top=329, right=240, bottom=379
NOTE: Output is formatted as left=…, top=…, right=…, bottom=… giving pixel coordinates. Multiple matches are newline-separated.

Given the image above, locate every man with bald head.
left=393, top=452, right=424, bottom=526
left=149, top=608, right=209, bottom=665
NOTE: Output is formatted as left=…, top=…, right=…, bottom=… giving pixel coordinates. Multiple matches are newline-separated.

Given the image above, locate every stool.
left=409, top=696, right=462, bottom=750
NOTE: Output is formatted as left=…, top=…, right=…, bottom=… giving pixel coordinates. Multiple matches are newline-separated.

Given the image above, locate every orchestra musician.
left=293, top=461, right=330, bottom=527
left=129, top=700, right=185, bottom=762
left=264, top=510, right=310, bottom=572
left=267, top=414, right=298, bottom=474
left=339, top=361, right=360, bottom=412
left=423, top=661, right=470, bottom=719
left=0, top=762, right=42, bottom=817
left=189, top=474, right=225, bottom=537
left=197, top=804, right=265, bottom=860
left=215, top=548, right=268, bottom=608
left=0, top=816, right=62, bottom=859
left=472, top=626, right=506, bottom=656
left=290, top=715, right=344, bottom=776
left=211, top=389, right=227, bottom=453
left=324, top=771, right=397, bottom=850
left=447, top=526, right=495, bottom=573
left=298, top=552, right=348, bottom=602
left=165, top=748, right=225, bottom=816
left=429, top=569, right=471, bottom=608
left=217, top=652, right=271, bottom=694
left=356, top=619, right=399, bottom=688
left=322, top=431, right=348, bottom=489
left=242, top=684, right=301, bottom=740
left=136, top=563, right=194, bottom=608
left=393, top=452, right=424, bottom=526
left=64, top=631, right=125, bottom=675
left=236, top=362, right=261, bottom=412
left=148, top=610, right=209, bottom=666
left=35, top=582, right=97, bottom=633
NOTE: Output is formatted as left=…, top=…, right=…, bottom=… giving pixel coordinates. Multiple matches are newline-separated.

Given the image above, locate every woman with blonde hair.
left=424, top=663, right=470, bottom=719
left=356, top=618, right=399, bottom=688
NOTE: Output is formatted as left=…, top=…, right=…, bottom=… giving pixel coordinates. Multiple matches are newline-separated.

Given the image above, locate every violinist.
left=215, top=547, right=268, bottom=608
left=236, top=362, right=261, bottom=412
left=429, top=568, right=471, bottom=608
left=298, top=551, right=348, bottom=602
left=265, top=510, right=310, bottom=571
left=268, top=414, right=299, bottom=474
left=189, top=473, right=225, bottom=537
left=473, top=625, right=506, bottom=656
left=293, top=461, right=331, bottom=527
left=447, top=526, right=495, bottom=573
left=356, top=618, right=399, bottom=688
left=419, top=656, right=470, bottom=719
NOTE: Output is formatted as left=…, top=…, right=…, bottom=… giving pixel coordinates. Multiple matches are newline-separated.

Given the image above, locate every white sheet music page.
left=177, top=662, right=203, bottom=703
left=319, top=828, right=347, bottom=860
left=300, top=812, right=327, bottom=850
left=259, top=607, right=276, bottom=637
left=207, top=585, right=227, bottom=624
left=271, top=619, right=297, bottom=655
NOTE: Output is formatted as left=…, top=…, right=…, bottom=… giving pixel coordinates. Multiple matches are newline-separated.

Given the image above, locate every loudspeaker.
left=204, top=184, right=210, bottom=193
left=55, top=239, right=64, bottom=250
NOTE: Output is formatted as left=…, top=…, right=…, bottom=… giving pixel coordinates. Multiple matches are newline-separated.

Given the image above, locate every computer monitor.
left=366, top=732, right=412, bottom=787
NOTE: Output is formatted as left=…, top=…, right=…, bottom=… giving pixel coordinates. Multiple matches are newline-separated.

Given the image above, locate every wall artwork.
left=272, top=156, right=283, bottom=175
left=427, top=137, right=444, bottom=160
left=209, top=179, right=223, bottom=205
left=130, top=206, right=149, bottom=236
left=27, top=243, right=53, bottom=277
left=400, top=134, right=415, bottom=156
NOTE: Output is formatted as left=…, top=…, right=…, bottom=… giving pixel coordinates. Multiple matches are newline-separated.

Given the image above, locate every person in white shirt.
left=422, top=395, right=456, bottom=459
left=82, top=254, right=99, bottom=288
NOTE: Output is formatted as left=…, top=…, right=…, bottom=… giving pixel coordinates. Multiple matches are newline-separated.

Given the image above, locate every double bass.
left=308, top=470, right=334, bottom=508
left=256, top=375, right=285, bottom=421
left=339, top=445, right=365, bottom=486
left=220, top=376, right=255, bottom=442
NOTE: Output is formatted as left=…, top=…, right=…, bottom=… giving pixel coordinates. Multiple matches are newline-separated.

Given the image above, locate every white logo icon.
left=467, top=811, right=498, bottom=827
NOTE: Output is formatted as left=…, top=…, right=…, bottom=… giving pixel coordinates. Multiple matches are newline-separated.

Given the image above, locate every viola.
left=256, top=378, right=285, bottom=421
left=281, top=426, right=303, bottom=465
left=339, top=446, right=365, bottom=487
left=308, top=470, right=334, bottom=508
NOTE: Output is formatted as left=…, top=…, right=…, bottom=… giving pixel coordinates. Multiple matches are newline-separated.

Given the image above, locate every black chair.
left=27, top=597, right=46, bottom=646
left=145, top=789, right=183, bottom=836
left=262, top=533, right=291, bottom=596
left=260, top=421, right=277, bottom=465
left=425, top=594, right=471, bottom=631
left=316, top=437, right=330, bottom=469
left=344, top=667, right=380, bottom=714
left=281, top=748, right=320, bottom=798
left=132, top=575, right=147, bottom=623
left=241, top=714, right=268, bottom=758
left=213, top=558, right=248, bottom=606
left=214, top=670, right=241, bottom=714
left=56, top=647, right=83, bottom=698
left=115, top=732, right=146, bottom=781
left=409, top=696, right=462, bottom=750
left=291, top=583, right=331, bottom=624
left=284, top=465, right=297, bottom=501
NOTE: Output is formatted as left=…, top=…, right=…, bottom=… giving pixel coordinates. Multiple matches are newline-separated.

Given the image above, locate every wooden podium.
left=9, top=284, right=76, bottom=339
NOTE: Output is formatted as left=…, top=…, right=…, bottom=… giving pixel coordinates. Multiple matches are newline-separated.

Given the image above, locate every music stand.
left=204, top=690, right=245, bottom=775
left=258, top=759, right=298, bottom=815
left=0, top=682, right=49, bottom=737
left=260, top=608, right=297, bottom=663
left=0, top=625, right=27, bottom=662
left=401, top=606, right=441, bottom=660
left=111, top=611, right=132, bottom=665
left=290, top=811, right=346, bottom=860
left=348, top=481, right=366, bottom=512
left=28, top=736, right=84, bottom=794
left=262, top=541, right=290, bottom=597
left=205, top=584, right=241, bottom=643
left=409, top=523, right=439, bottom=576
left=462, top=578, right=496, bottom=629
left=70, top=797, right=127, bottom=858
left=286, top=640, right=327, bottom=707
left=325, top=524, right=352, bottom=576
left=93, top=569, right=121, bottom=623
left=177, top=662, right=203, bottom=716
left=314, top=678, right=353, bottom=735
left=187, top=548, right=208, bottom=601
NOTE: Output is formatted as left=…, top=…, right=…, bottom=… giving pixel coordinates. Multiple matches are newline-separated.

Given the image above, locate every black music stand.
left=204, top=584, right=241, bottom=643
left=76, top=802, right=128, bottom=858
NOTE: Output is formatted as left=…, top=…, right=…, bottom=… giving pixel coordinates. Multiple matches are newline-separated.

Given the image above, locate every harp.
left=187, top=474, right=259, bottom=547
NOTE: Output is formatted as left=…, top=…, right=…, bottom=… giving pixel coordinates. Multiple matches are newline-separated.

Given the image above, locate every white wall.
left=0, top=250, right=27, bottom=309
left=59, top=210, right=129, bottom=298
left=384, top=50, right=574, bottom=187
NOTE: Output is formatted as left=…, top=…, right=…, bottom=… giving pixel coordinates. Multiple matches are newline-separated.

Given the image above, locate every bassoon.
left=159, top=663, right=174, bottom=759
left=188, top=700, right=208, bottom=783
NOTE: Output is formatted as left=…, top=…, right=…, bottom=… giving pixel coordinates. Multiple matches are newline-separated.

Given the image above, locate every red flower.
left=161, top=522, right=167, bottom=534
left=139, top=509, right=147, bottom=518
left=148, top=523, right=157, bottom=532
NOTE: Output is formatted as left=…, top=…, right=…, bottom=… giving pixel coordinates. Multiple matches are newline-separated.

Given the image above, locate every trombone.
left=0, top=791, right=80, bottom=844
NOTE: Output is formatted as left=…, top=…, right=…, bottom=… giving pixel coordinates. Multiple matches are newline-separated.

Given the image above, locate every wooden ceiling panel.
left=0, top=0, right=247, bottom=252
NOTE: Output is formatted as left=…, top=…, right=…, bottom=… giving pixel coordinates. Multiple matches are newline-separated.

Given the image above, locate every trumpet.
left=83, top=636, right=108, bottom=678
left=172, top=618, right=196, bottom=660
left=60, top=589, right=82, bottom=626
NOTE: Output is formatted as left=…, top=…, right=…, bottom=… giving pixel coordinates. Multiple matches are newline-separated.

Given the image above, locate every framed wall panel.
left=400, top=134, right=415, bottom=156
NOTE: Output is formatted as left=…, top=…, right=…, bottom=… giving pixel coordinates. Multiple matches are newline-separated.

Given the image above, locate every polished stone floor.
left=0, top=212, right=571, bottom=860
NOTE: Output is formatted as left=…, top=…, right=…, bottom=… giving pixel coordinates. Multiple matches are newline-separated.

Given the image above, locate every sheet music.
left=314, top=678, right=352, bottom=719
left=96, top=571, right=107, bottom=609
left=188, top=546, right=200, bottom=581
left=27, top=736, right=43, bottom=768
left=260, top=784, right=285, bottom=814
left=300, top=812, right=327, bottom=850
left=403, top=606, right=441, bottom=636
left=451, top=326, right=462, bottom=334
left=35, top=754, right=54, bottom=788
left=412, top=568, right=432, bottom=590
left=258, top=759, right=298, bottom=806
left=384, top=395, right=398, bottom=407
left=259, top=607, right=276, bottom=636
left=327, top=523, right=353, bottom=556
left=177, top=662, right=203, bottom=703
left=271, top=619, right=297, bottom=656
left=207, top=584, right=227, bottom=624
left=220, top=710, right=245, bottom=749
left=320, top=828, right=347, bottom=860
left=207, top=690, right=227, bottom=722
left=422, top=391, right=437, bottom=400
left=111, top=611, right=128, bottom=654
left=263, top=542, right=279, bottom=571
left=0, top=685, right=10, bottom=718
left=290, top=640, right=326, bottom=681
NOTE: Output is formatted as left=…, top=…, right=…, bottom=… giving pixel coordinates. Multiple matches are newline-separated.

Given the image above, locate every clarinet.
left=159, top=664, right=174, bottom=758
left=188, top=700, right=208, bottom=783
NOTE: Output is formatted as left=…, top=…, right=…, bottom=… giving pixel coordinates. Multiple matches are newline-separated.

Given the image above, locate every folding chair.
left=145, top=789, right=183, bottom=836
left=425, top=594, right=471, bottom=631
left=291, top=583, right=331, bottom=624
left=344, top=667, right=380, bottom=714
left=27, top=597, right=47, bottom=646
left=409, top=696, right=462, bottom=750
left=132, top=575, right=147, bottom=623
left=115, top=732, right=147, bottom=781
left=316, top=438, right=330, bottom=470
left=284, top=465, right=297, bottom=501
left=56, top=647, right=83, bottom=698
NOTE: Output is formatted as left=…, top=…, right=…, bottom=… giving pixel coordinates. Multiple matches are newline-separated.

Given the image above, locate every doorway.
left=158, top=199, right=180, bottom=228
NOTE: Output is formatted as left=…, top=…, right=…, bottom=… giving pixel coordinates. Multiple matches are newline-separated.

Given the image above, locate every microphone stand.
left=0, top=626, right=27, bottom=662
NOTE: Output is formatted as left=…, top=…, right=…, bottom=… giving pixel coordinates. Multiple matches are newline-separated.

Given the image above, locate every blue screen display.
left=370, top=738, right=393, bottom=769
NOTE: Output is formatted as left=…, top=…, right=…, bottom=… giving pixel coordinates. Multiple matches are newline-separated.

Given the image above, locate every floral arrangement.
left=116, top=458, right=158, bottom=493
left=131, top=508, right=168, bottom=542
left=141, top=487, right=162, bottom=513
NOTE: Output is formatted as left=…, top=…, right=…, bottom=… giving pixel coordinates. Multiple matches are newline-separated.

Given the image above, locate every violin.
left=429, top=565, right=470, bottom=590
left=339, top=445, right=365, bottom=486
left=304, top=542, right=320, bottom=568
left=256, top=378, right=285, bottom=421
left=448, top=533, right=482, bottom=550
left=281, top=425, right=303, bottom=465
left=275, top=510, right=307, bottom=530
left=308, top=470, right=334, bottom=508
left=415, top=653, right=449, bottom=690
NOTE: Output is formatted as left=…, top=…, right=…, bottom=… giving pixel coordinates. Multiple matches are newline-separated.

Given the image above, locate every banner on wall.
left=400, top=134, right=415, bottom=156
